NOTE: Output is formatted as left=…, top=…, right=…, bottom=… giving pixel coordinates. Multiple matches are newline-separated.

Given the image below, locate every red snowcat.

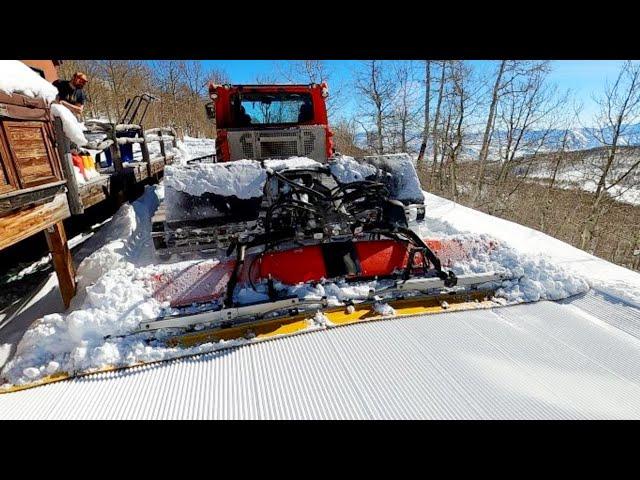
left=145, top=82, right=506, bottom=345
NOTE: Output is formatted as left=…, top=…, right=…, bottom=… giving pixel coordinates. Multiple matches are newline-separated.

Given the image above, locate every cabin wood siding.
left=1, top=121, right=60, bottom=188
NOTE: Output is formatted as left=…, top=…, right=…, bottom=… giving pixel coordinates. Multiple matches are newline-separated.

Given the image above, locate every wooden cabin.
left=21, top=60, right=62, bottom=82
left=0, top=72, right=75, bottom=307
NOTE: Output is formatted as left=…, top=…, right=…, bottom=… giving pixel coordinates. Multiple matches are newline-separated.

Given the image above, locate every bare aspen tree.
left=444, top=61, right=474, bottom=200
left=354, top=60, right=394, bottom=154
left=274, top=60, right=344, bottom=116
left=580, top=61, right=640, bottom=251
left=474, top=60, right=506, bottom=206
left=417, top=60, right=432, bottom=165
left=488, top=62, right=561, bottom=215
left=153, top=60, right=183, bottom=133
left=388, top=61, right=421, bottom=153
left=429, top=61, right=449, bottom=188
left=94, top=60, right=149, bottom=121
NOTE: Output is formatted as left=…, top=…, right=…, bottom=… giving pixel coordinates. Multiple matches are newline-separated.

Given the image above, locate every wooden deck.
left=0, top=192, right=70, bottom=251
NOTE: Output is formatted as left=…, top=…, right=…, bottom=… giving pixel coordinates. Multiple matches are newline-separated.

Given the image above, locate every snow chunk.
left=329, top=155, right=377, bottom=183
left=312, top=310, right=333, bottom=327
left=329, top=154, right=424, bottom=203
left=374, top=302, right=396, bottom=317
left=264, top=157, right=321, bottom=171
left=367, top=153, right=424, bottom=203
left=165, top=160, right=267, bottom=199
left=23, top=367, right=40, bottom=380
left=0, top=60, right=58, bottom=103
left=45, top=361, right=60, bottom=374
left=50, top=103, right=88, bottom=146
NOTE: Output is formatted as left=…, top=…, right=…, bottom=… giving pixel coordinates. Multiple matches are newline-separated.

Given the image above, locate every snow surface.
left=0, top=60, right=58, bottom=103
left=2, top=143, right=640, bottom=388
left=175, top=136, right=216, bottom=162
left=50, top=104, right=88, bottom=147
left=419, top=191, right=640, bottom=308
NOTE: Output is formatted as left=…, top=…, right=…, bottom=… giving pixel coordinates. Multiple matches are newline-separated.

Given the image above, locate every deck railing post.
left=53, top=117, right=84, bottom=215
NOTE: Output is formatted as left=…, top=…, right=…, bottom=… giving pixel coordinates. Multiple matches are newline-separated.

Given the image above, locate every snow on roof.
left=0, top=60, right=58, bottom=103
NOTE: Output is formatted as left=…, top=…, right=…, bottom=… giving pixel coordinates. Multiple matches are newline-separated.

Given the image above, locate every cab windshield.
left=237, top=92, right=314, bottom=125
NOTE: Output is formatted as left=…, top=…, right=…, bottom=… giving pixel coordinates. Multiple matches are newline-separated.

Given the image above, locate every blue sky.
left=200, top=60, right=632, bottom=127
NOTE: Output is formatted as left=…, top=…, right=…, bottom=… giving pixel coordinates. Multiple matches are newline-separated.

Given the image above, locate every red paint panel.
left=258, top=245, right=327, bottom=284
left=355, top=240, right=410, bottom=277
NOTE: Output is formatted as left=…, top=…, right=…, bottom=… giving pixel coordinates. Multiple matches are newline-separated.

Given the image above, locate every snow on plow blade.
left=123, top=235, right=510, bottom=347
left=158, top=283, right=504, bottom=349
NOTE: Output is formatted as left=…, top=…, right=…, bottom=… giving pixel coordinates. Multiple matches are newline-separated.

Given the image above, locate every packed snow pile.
left=174, top=135, right=216, bottom=163
left=165, top=160, right=267, bottom=199
left=329, top=155, right=377, bottom=183
left=0, top=60, right=58, bottom=103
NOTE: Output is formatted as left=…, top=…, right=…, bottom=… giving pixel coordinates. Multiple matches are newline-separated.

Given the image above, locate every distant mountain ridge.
left=353, top=124, right=640, bottom=158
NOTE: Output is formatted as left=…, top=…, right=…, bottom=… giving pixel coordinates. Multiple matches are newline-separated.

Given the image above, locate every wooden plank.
left=0, top=192, right=70, bottom=251
left=110, top=142, right=123, bottom=172
left=78, top=176, right=111, bottom=209
left=44, top=221, right=76, bottom=309
left=149, top=158, right=164, bottom=176
left=53, top=118, right=84, bottom=215
left=0, top=122, right=19, bottom=194
left=0, top=181, right=66, bottom=215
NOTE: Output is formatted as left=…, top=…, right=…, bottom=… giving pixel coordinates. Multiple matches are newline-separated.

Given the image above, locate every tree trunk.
left=580, top=124, right=621, bottom=249
left=429, top=62, right=447, bottom=188
left=417, top=60, right=431, bottom=165
left=475, top=60, right=506, bottom=206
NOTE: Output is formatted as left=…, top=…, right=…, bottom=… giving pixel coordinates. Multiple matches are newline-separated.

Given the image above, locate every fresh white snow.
left=419, top=191, right=640, bottom=308
left=264, top=157, right=321, bottom=171
left=165, top=160, right=267, bottom=199
left=329, top=155, right=377, bottom=183
left=50, top=103, right=88, bottom=147
left=0, top=60, right=58, bottom=103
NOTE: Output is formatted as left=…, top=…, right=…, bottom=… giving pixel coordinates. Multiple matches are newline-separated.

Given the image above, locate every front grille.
left=228, top=126, right=326, bottom=162
left=303, top=130, right=316, bottom=155
left=260, top=131, right=297, bottom=138
left=260, top=141, right=298, bottom=158
left=240, top=133, right=254, bottom=158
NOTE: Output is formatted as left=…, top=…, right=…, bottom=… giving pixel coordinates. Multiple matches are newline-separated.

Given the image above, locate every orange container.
left=71, top=153, right=85, bottom=176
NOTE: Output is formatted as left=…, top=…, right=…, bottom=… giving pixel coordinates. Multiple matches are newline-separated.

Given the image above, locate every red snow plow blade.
left=151, top=237, right=499, bottom=308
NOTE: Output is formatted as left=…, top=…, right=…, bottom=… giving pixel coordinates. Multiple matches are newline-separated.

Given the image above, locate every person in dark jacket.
left=53, top=72, right=88, bottom=117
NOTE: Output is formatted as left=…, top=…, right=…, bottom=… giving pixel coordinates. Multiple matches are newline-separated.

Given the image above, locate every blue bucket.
left=99, top=147, right=112, bottom=167
left=118, top=130, right=137, bottom=163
